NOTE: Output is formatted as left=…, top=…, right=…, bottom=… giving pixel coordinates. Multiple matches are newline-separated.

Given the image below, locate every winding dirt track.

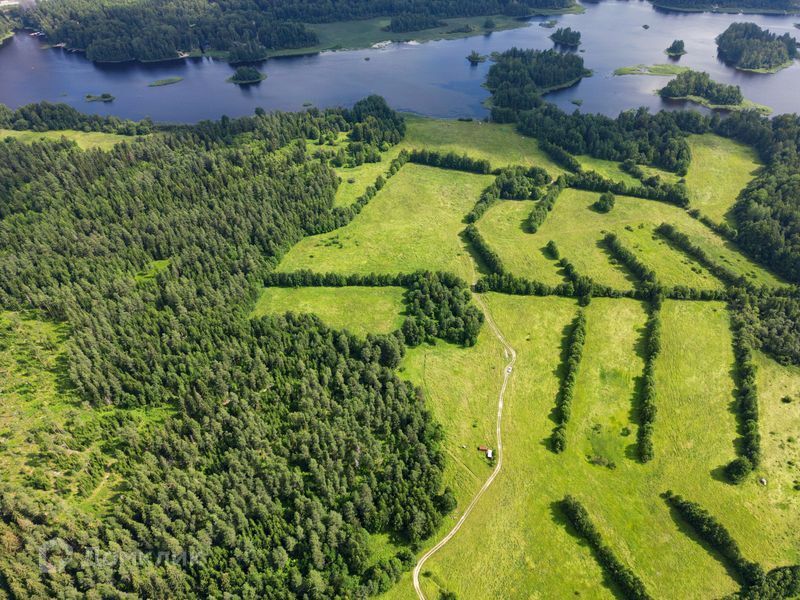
left=412, top=294, right=516, bottom=600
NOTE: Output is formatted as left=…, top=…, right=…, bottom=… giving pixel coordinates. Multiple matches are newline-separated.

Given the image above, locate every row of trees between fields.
left=551, top=311, right=588, bottom=452
left=560, top=495, right=652, bottom=599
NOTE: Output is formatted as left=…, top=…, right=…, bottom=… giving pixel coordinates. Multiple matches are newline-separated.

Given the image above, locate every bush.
left=725, top=456, right=754, bottom=484
left=594, top=192, right=615, bottom=213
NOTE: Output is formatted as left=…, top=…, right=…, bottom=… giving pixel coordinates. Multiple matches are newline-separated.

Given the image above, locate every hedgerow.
left=560, top=495, right=653, bottom=600
left=637, top=299, right=663, bottom=463
left=567, top=170, right=689, bottom=207
left=655, top=223, right=747, bottom=288
left=551, top=311, right=587, bottom=453
left=664, top=492, right=765, bottom=587
left=527, top=176, right=567, bottom=233
left=464, top=224, right=506, bottom=275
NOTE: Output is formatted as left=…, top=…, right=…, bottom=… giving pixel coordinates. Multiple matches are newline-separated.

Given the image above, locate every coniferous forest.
left=19, top=0, right=575, bottom=63
left=0, top=97, right=463, bottom=598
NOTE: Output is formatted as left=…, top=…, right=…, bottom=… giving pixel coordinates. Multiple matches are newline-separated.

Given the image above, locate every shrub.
left=594, top=192, right=615, bottom=213
left=725, top=457, right=754, bottom=484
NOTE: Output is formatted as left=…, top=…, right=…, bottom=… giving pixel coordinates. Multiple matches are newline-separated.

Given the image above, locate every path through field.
left=412, top=294, right=516, bottom=600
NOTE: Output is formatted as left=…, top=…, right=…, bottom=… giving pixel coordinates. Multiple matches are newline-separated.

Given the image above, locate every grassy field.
left=0, top=128, right=130, bottom=150
left=684, top=134, right=762, bottom=226
left=251, top=286, right=406, bottom=337
left=263, top=8, right=582, bottom=58
left=576, top=155, right=641, bottom=186
left=384, top=296, right=800, bottom=599
left=476, top=190, right=773, bottom=290
left=333, top=145, right=406, bottom=207
left=278, top=164, right=492, bottom=282
left=403, top=116, right=566, bottom=176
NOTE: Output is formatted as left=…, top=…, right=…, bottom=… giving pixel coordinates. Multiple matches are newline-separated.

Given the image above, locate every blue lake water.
left=1, top=0, right=799, bottom=122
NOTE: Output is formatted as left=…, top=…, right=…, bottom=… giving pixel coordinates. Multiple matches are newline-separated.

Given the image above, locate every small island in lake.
left=467, top=50, right=488, bottom=65
left=85, top=93, right=115, bottom=103
left=227, top=66, right=266, bottom=84
left=614, top=63, right=689, bottom=76
left=148, top=77, right=184, bottom=87
left=665, top=39, right=687, bottom=57
left=658, top=70, right=771, bottom=113
left=716, top=22, right=798, bottom=73
left=550, top=27, right=581, bottom=47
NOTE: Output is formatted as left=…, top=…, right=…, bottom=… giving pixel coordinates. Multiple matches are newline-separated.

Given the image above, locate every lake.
left=1, top=0, right=799, bottom=122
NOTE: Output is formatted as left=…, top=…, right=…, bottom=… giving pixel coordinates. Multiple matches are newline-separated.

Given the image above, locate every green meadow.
left=279, top=164, right=493, bottom=282
left=0, top=128, right=131, bottom=150
left=684, top=134, right=762, bottom=226
left=380, top=297, right=800, bottom=599
left=251, top=286, right=406, bottom=337
left=403, top=116, right=566, bottom=176
left=477, top=189, right=777, bottom=290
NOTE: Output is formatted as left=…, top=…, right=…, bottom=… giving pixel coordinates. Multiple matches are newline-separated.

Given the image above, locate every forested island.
left=716, top=22, right=798, bottom=72
left=666, top=39, right=686, bottom=56
left=550, top=26, right=581, bottom=47
left=658, top=70, right=771, bottom=113
left=228, top=66, right=266, bottom=84
left=485, top=47, right=591, bottom=121
left=17, top=0, right=578, bottom=63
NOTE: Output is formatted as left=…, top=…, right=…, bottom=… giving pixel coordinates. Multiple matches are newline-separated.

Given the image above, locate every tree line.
left=550, top=310, right=587, bottom=453
left=663, top=491, right=764, bottom=586
left=637, top=299, right=663, bottom=463
left=22, top=0, right=576, bottom=63
left=559, top=496, right=652, bottom=600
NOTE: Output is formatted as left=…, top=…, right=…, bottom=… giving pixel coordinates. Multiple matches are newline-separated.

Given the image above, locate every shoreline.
left=661, top=93, right=772, bottom=114
left=648, top=1, right=800, bottom=15
left=9, top=7, right=584, bottom=66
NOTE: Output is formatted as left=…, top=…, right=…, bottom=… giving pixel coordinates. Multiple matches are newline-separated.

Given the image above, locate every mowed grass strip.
left=684, top=134, right=761, bottom=226
left=403, top=116, right=566, bottom=176
left=278, top=164, right=493, bottom=282
left=251, top=286, right=406, bottom=337
left=397, top=297, right=800, bottom=599
left=478, top=189, right=782, bottom=290
left=0, top=128, right=131, bottom=150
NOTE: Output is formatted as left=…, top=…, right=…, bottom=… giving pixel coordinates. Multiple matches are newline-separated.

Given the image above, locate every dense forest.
left=485, top=47, right=589, bottom=119
left=20, top=0, right=575, bottom=63
left=716, top=22, right=798, bottom=71
left=659, top=70, right=744, bottom=105
left=0, top=97, right=465, bottom=597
